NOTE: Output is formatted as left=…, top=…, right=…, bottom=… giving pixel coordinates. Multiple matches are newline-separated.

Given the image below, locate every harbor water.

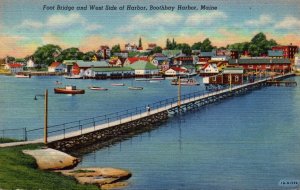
left=1, top=75, right=300, bottom=189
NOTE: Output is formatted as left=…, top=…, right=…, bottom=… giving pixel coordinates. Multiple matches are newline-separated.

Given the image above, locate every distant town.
left=1, top=32, right=299, bottom=86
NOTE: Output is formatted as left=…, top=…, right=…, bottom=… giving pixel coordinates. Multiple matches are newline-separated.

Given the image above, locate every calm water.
left=1, top=75, right=300, bottom=189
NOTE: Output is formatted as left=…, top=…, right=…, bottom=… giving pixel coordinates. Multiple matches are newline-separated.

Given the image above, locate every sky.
left=0, top=0, right=300, bottom=58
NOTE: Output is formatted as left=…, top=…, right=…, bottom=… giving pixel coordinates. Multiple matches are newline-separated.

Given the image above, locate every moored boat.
left=15, top=74, right=31, bottom=78
left=111, top=83, right=125, bottom=86
left=64, top=75, right=83, bottom=79
left=89, top=86, right=108, bottom=91
left=128, top=86, right=144, bottom=90
left=135, top=78, right=150, bottom=81
left=54, top=85, right=85, bottom=94
left=151, top=76, right=165, bottom=80
left=171, top=78, right=200, bottom=86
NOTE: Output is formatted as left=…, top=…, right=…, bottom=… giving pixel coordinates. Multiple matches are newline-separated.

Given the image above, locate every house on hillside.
left=26, top=58, right=36, bottom=68
left=125, top=43, right=138, bottom=52
left=48, top=62, right=65, bottom=72
left=128, top=60, right=159, bottom=76
left=123, top=57, right=149, bottom=66
left=199, top=63, right=219, bottom=76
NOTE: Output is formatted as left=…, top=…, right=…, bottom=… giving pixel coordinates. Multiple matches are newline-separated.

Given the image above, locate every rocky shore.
left=23, top=148, right=131, bottom=189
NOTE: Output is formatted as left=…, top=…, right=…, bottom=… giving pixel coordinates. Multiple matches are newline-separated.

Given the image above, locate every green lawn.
left=0, top=138, right=21, bottom=143
left=0, top=144, right=99, bottom=190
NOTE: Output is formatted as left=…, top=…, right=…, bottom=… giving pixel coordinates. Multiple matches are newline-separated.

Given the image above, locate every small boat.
left=55, top=81, right=62, bottom=85
left=64, top=75, right=83, bottom=79
left=15, top=74, right=31, bottom=78
left=54, top=85, right=85, bottom=94
left=150, top=80, right=161, bottom=83
left=128, top=86, right=143, bottom=90
left=135, top=78, right=150, bottom=81
left=171, top=78, right=200, bottom=86
left=111, top=83, right=125, bottom=86
left=89, top=86, right=108, bottom=91
left=151, top=76, right=165, bottom=80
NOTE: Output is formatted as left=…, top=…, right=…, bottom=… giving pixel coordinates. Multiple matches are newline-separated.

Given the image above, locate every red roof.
left=127, top=57, right=149, bottom=64
left=49, top=62, right=61, bottom=67
left=170, top=66, right=187, bottom=72
left=9, top=63, right=23, bottom=68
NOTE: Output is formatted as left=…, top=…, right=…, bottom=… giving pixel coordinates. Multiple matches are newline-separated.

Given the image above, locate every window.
left=266, top=65, right=271, bottom=68
left=235, top=75, right=239, bottom=82
left=248, top=65, right=253, bottom=68
left=212, top=76, right=216, bottom=81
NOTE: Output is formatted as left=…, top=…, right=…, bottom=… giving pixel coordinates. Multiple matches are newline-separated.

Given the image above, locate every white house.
left=164, top=67, right=187, bottom=76
left=26, top=58, right=36, bottom=68
left=4, top=63, right=23, bottom=73
left=48, top=62, right=65, bottom=72
left=199, top=63, right=219, bottom=76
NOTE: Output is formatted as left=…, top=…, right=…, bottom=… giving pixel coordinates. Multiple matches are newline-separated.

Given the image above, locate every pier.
left=0, top=73, right=296, bottom=150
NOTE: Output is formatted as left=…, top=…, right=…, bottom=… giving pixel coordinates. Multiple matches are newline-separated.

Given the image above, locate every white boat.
left=64, top=75, right=83, bottom=79
left=151, top=76, right=165, bottom=80
left=128, top=86, right=143, bottom=90
left=150, top=80, right=161, bottom=83
left=15, top=74, right=31, bottom=78
left=171, top=78, right=200, bottom=86
left=111, top=83, right=125, bottom=86
left=89, top=86, right=108, bottom=91
left=135, top=78, right=150, bottom=81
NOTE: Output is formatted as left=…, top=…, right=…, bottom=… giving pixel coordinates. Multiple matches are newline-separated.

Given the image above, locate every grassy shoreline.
left=0, top=144, right=99, bottom=190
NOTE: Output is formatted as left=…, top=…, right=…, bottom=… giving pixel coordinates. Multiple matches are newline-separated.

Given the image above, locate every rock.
left=23, top=148, right=79, bottom=170
left=57, top=167, right=131, bottom=188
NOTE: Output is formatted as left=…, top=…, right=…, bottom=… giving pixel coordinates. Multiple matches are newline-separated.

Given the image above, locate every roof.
left=63, top=60, right=81, bottom=65
left=49, top=62, right=61, bottom=67
left=128, top=60, right=158, bottom=70
left=91, top=67, right=134, bottom=72
left=200, top=52, right=214, bottom=57
left=8, top=63, right=23, bottom=68
left=268, top=50, right=283, bottom=57
left=228, top=58, right=291, bottom=65
left=76, top=60, right=110, bottom=67
left=169, top=66, right=187, bottom=72
left=152, top=53, right=165, bottom=57
left=126, top=57, right=149, bottom=64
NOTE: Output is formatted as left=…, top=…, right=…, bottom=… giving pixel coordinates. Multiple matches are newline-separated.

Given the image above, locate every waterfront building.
left=203, top=67, right=244, bottom=85
left=4, top=63, right=23, bottom=73
left=272, top=44, right=299, bottom=59
left=123, top=57, right=149, bottom=66
left=228, top=58, right=291, bottom=73
left=173, top=54, right=194, bottom=66
left=164, top=66, right=187, bottom=76
left=199, top=63, right=219, bottom=76
left=88, top=67, right=134, bottom=79
left=71, top=60, right=110, bottom=76
left=128, top=60, right=159, bottom=76
left=48, top=62, right=65, bottom=73
left=295, top=53, right=300, bottom=72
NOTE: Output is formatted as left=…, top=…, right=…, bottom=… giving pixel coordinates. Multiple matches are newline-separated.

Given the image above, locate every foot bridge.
left=0, top=73, right=295, bottom=150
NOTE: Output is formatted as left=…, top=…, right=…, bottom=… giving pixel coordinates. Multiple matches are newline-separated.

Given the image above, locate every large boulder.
left=23, top=148, right=79, bottom=170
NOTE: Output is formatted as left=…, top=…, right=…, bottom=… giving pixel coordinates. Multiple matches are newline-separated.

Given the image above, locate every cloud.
left=46, top=13, right=86, bottom=28
left=120, top=13, right=182, bottom=32
left=0, top=34, right=35, bottom=57
left=21, top=20, right=43, bottom=29
left=275, top=16, right=300, bottom=29
left=245, top=14, right=273, bottom=26
left=185, top=12, right=228, bottom=26
left=86, top=24, right=103, bottom=31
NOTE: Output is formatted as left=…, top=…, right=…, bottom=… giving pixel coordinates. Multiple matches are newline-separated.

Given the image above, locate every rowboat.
left=54, top=85, right=85, bottom=94
left=128, top=86, right=143, bottom=90
left=15, top=74, right=31, bottom=78
left=89, top=86, right=108, bottom=91
left=111, top=83, right=125, bottom=86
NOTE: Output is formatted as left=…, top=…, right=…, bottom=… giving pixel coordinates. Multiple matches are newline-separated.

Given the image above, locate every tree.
left=166, top=38, right=172, bottom=50
left=201, top=38, right=214, bottom=52
left=175, top=43, right=192, bottom=55
left=56, top=47, right=84, bottom=62
left=32, top=44, right=62, bottom=66
left=138, top=37, right=142, bottom=48
left=191, top=42, right=202, bottom=50
left=111, top=44, right=121, bottom=55
left=152, top=46, right=162, bottom=53
left=82, top=51, right=96, bottom=61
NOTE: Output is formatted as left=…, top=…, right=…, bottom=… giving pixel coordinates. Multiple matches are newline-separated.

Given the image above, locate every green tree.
left=138, top=37, right=142, bottom=48
left=56, top=47, right=84, bottom=62
left=32, top=44, right=62, bottom=66
left=166, top=38, right=172, bottom=50
left=152, top=46, right=162, bottom=53
left=111, top=44, right=121, bottom=55
left=191, top=42, right=202, bottom=50
left=201, top=38, right=214, bottom=52
left=82, top=51, right=96, bottom=61
left=175, top=43, right=192, bottom=55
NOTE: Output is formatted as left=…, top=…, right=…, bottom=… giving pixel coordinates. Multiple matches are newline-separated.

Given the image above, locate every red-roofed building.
left=164, top=66, right=187, bottom=76
left=123, top=57, right=149, bottom=66
left=48, top=62, right=65, bottom=72
left=272, top=44, right=299, bottom=59
left=4, top=63, right=24, bottom=73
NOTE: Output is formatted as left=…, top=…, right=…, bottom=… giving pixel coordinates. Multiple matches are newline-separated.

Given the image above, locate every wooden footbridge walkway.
left=0, top=73, right=295, bottom=148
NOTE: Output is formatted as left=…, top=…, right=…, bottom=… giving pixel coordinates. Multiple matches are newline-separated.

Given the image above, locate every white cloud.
left=185, top=12, right=228, bottom=26
left=86, top=24, right=103, bottom=31
left=275, top=16, right=300, bottom=29
left=120, top=13, right=182, bottom=32
left=46, top=13, right=86, bottom=28
left=21, top=20, right=43, bottom=29
left=245, top=14, right=273, bottom=26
